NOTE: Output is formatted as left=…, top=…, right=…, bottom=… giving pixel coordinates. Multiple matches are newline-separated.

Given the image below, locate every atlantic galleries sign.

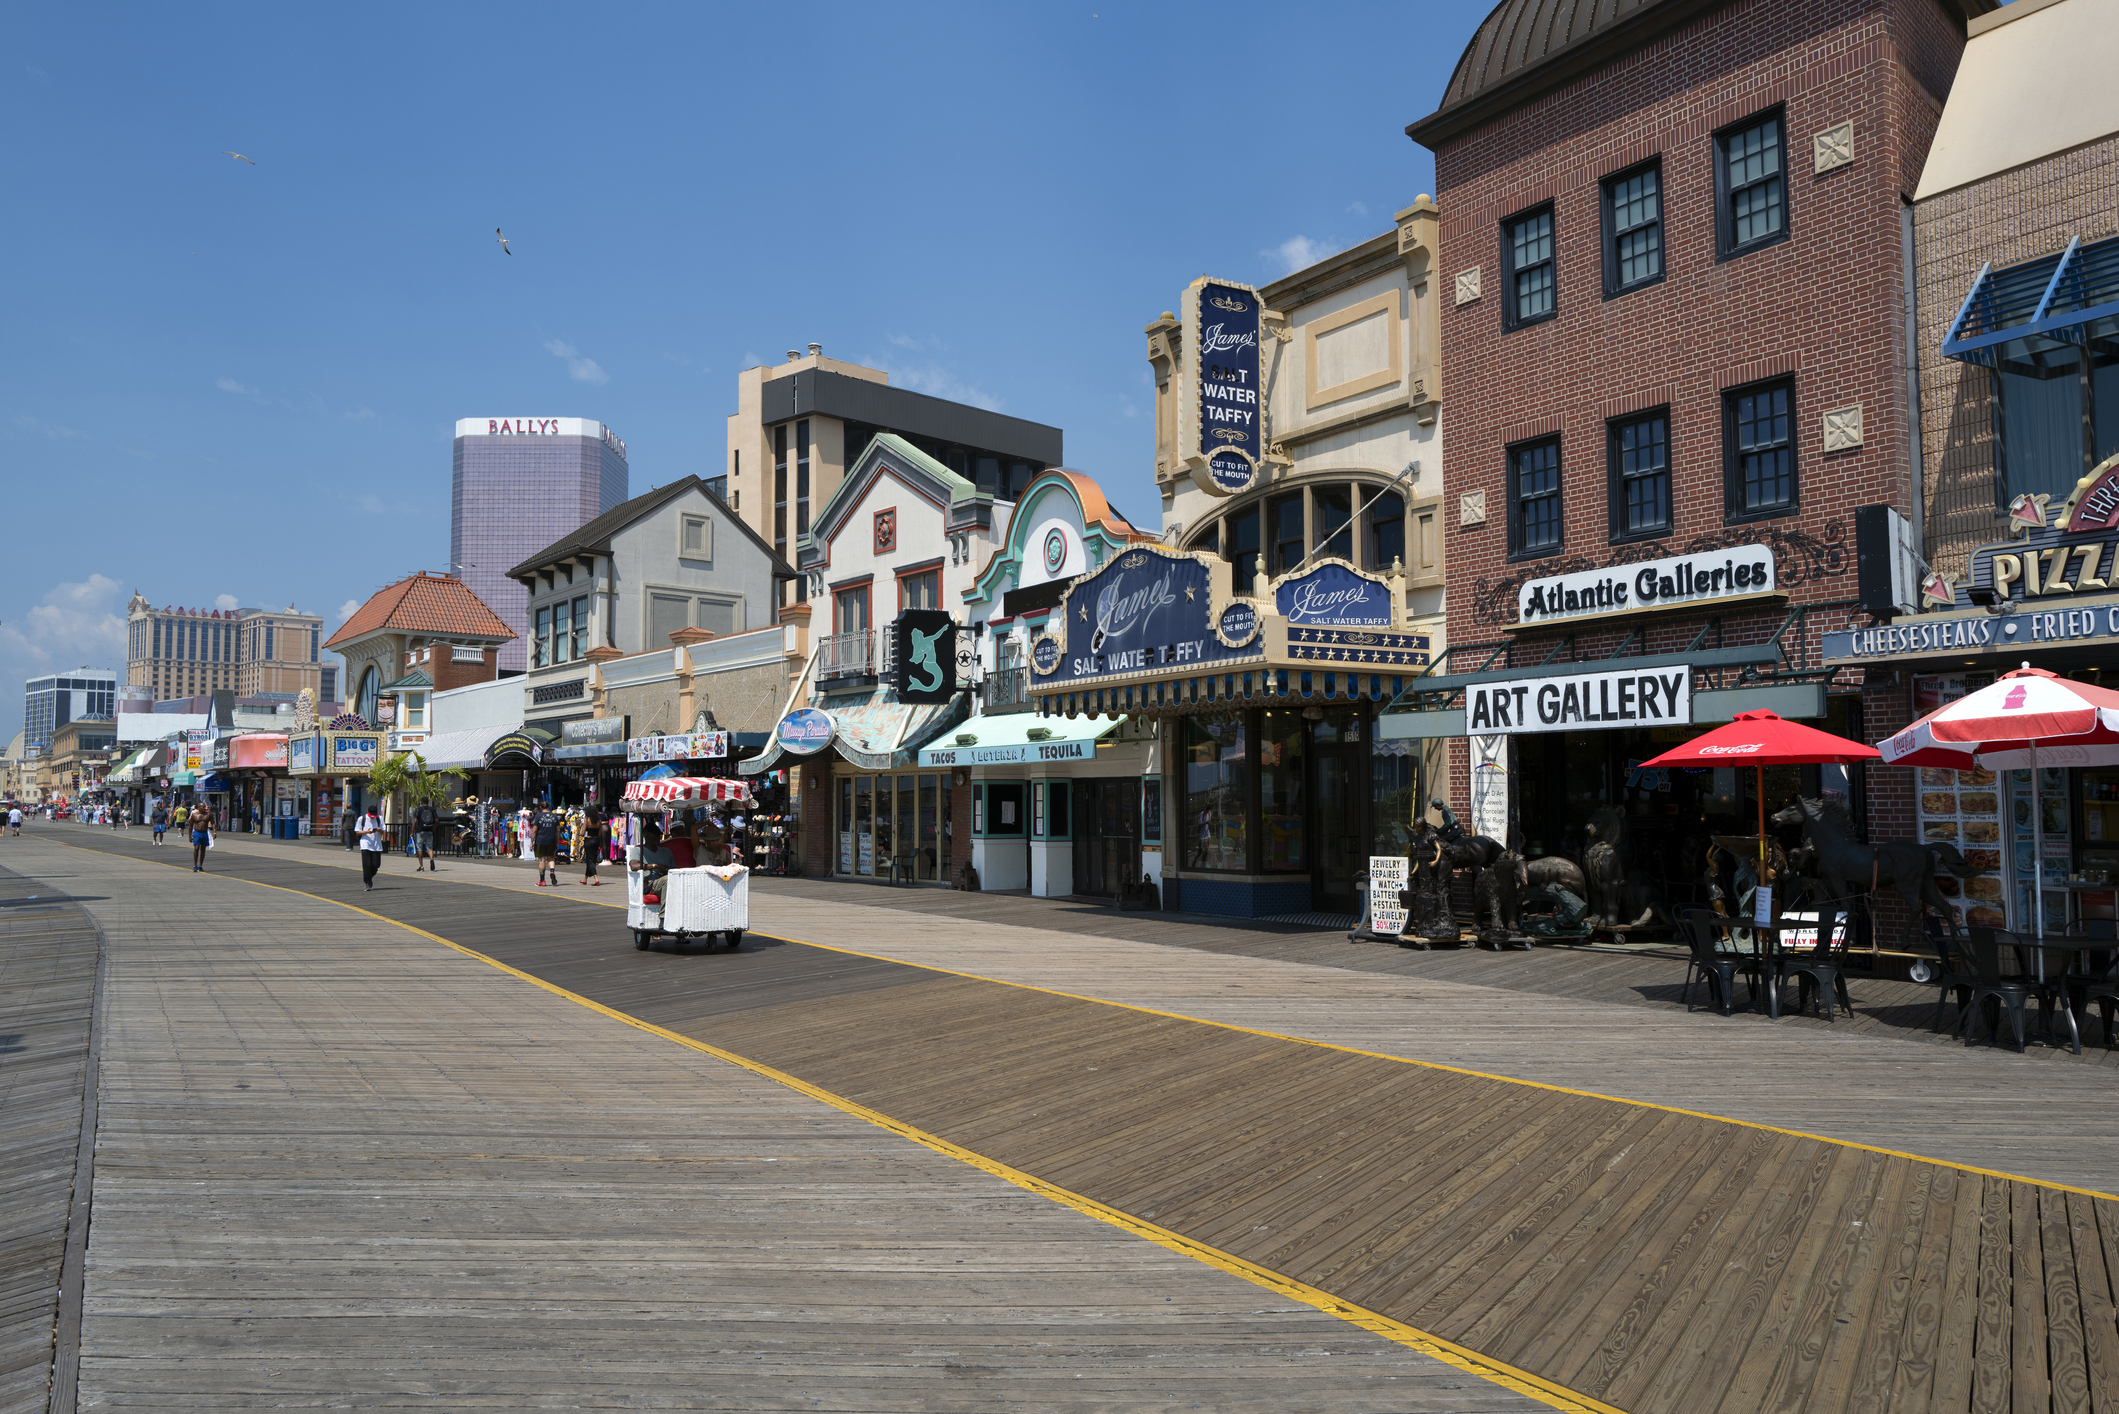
left=1517, top=544, right=1777, bottom=626
left=1466, top=666, right=1694, bottom=736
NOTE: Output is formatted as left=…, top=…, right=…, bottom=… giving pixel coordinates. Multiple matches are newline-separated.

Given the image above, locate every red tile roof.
left=323, top=572, right=516, bottom=651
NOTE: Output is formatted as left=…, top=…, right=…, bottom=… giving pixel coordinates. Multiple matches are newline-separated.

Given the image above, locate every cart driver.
left=630, top=822, right=677, bottom=897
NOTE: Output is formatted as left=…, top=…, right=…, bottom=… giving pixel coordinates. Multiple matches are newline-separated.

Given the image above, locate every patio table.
left=2001, top=933, right=2111, bottom=1054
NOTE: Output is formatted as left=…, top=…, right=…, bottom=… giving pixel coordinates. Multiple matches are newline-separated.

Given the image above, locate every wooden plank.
left=2019, top=1181, right=2055, bottom=1414
left=1976, top=1175, right=2016, bottom=1414
left=1884, top=1163, right=1969, bottom=1414
left=2045, top=1185, right=2094, bottom=1414
left=1799, top=1154, right=1919, bottom=1414
left=2071, top=1192, right=2119, bottom=1414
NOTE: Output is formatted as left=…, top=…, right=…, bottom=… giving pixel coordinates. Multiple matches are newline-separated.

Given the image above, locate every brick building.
left=1397, top=0, right=1988, bottom=942
left=1816, top=0, right=2119, bottom=937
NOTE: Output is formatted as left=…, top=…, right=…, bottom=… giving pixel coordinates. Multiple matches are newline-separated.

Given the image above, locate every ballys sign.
left=1047, top=547, right=1262, bottom=686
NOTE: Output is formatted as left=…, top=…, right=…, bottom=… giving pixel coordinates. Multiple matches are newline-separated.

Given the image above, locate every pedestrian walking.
left=7, top=805, right=22, bottom=836
left=412, top=798, right=439, bottom=873
left=579, top=810, right=608, bottom=886
left=532, top=804, right=561, bottom=887
left=356, top=805, right=385, bottom=891
left=151, top=802, right=167, bottom=844
left=189, top=808, right=213, bottom=872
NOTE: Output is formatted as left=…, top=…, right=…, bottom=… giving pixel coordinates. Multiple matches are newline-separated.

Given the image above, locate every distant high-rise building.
left=23, top=669, right=115, bottom=756
left=452, top=417, right=629, bottom=672
left=124, top=595, right=322, bottom=703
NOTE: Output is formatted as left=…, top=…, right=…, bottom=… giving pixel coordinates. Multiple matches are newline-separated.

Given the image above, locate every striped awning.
left=619, top=776, right=754, bottom=811
left=1037, top=668, right=1421, bottom=719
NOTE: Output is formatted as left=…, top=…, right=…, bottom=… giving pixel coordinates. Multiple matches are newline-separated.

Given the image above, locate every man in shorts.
left=151, top=802, right=167, bottom=844
left=411, top=799, right=439, bottom=873
left=190, top=804, right=213, bottom=873
left=532, top=805, right=561, bottom=887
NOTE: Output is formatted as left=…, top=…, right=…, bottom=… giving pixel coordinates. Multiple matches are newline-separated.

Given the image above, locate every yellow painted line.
left=46, top=839, right=1617, bottom=1414
left=57, top=834, right=2119, bottom=1206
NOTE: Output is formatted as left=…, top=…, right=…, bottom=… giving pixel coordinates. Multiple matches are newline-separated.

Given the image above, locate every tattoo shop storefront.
left=1386, top=538, right=1868, bottom=923
left=1032, top=544, right=1442, bottom=919
left=1822, top=477, right=2119, bottom=939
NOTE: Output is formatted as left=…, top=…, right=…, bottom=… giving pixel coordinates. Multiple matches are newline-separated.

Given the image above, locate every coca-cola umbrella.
left=1641, top=709, right=1880, bottom=891
left=1880, top=664, right=2119, bottom=940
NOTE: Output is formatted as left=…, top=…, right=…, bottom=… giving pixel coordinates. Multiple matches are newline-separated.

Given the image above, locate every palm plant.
left=367, top=750, right=460, bottom=816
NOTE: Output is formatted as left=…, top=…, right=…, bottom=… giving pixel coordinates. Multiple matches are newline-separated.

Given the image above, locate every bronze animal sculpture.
left=1525, top=854, right=1587, bottom=898
left=1395, top=823, right=1460, bottom=947
left=1581, top=806, right=1669, bottom=928
left=1474, top=851, right=1530, bottom=948
left=1769, top=797, right=1974, bottom=934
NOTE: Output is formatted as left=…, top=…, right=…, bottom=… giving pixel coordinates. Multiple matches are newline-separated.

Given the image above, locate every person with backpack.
left=411, top=798, right=440, bottom=873
left=356, top=804, right=386, bottom=891
left=532, top=804, right=562, bottom=887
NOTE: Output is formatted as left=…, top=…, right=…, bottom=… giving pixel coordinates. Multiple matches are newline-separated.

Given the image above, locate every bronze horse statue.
left=1770, top=797, right=1977, bottom=933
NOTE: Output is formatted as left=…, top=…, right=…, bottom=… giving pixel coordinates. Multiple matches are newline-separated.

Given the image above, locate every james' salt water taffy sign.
left=1274, top=561, right=1393, bottom=628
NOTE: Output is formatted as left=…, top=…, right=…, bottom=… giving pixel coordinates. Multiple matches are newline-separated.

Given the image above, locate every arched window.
left=356, top=666, right=379, bottom=725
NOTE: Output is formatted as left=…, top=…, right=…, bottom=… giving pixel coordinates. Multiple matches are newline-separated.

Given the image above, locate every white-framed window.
left=680, top=513, right=712, bottom=561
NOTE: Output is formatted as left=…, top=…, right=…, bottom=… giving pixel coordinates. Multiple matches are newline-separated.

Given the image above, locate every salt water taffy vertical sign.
left=1186, top=278, right=1264, bottom=496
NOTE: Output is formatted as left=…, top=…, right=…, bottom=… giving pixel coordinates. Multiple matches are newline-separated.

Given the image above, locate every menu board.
left=2008, top=767, right=2071, bottom=932
left=1915, top=763, right=2005, bottom=932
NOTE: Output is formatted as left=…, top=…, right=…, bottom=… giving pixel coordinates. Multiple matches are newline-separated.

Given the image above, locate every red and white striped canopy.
left=1881, top=665, right=2119, bottom=770
left=620, top=776, right=754, bottom=810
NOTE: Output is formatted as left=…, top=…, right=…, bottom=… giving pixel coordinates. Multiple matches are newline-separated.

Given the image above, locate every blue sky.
left=1, top=2, right=1473, bottom=744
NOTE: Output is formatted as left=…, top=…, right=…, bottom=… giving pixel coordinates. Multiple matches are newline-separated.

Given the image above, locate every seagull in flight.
left=222, top=151, right=256, bottom=165
left=496, top=228, right=511, bottom=255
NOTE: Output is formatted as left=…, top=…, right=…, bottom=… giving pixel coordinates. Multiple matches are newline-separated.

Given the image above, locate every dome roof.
left=1409, top=0, right=1727, bottom=149
left=1408, top=0, right=1992, bottom=150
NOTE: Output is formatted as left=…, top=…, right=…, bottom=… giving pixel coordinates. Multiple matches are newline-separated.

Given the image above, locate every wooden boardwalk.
left=7, top=833, right=1552, bottom=1413
left=34, top=828, right=2119, bottom=1412
left=0, top=866, right=97, bottom=1414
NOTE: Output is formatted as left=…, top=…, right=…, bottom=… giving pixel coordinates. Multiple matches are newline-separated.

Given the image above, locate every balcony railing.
left=818, top=629, right=878, bottom=681
left=983, top=665, right=1031, bottom=712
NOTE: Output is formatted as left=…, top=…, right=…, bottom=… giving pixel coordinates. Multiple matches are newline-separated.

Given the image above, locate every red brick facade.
left=1421, top=0, right=1974, bottom=939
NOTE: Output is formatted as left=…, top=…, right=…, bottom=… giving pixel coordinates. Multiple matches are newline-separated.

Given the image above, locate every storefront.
left=1822, top=473, right=2119, bottom=939
left=750, top=697, right=967, bottom=884
left=1033, top=545, right=1440, bottom=918
left=284, top=730, right=381, bottom=843
left=227, top=733, right=289, bottom=832
left=919, top=713, right=1144, bottom=897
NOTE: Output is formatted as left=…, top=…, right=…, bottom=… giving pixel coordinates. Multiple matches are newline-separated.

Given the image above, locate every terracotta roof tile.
left=323, top=572, right=516, bottom=651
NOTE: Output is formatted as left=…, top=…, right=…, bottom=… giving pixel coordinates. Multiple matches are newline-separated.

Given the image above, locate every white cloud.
left=1266, top=235, right=1345, bottom=274
left=214, top=594, right=239, bottom=611
left=343, top=405, right=378, bottom=421
left=336, top=599, right=361, bottom=623
left=864, top=343, right=1000, bottom=411
left=216, top=376, right=265, bottom=401
left=544, top=338, right=610, bottom=386
left=1347, top=201, right=1369, bottom=217
left=14, top=414, right=89, bottom=440
left=0, top=575, right=130, bottom=683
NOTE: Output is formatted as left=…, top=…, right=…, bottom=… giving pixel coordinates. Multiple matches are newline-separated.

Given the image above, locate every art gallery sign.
left=1464, top=665, right=1693, bottom=735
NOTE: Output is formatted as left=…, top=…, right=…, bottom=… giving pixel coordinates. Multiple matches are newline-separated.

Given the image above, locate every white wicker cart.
left=621, top=776, right=754, bottom=952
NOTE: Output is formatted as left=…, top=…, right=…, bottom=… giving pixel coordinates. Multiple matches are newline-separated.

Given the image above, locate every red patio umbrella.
left=1641, top=709, right=1880, bottom=895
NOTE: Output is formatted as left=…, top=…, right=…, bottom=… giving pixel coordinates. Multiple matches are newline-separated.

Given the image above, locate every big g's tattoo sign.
left=1186, top=278, right=1263, bottom=497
